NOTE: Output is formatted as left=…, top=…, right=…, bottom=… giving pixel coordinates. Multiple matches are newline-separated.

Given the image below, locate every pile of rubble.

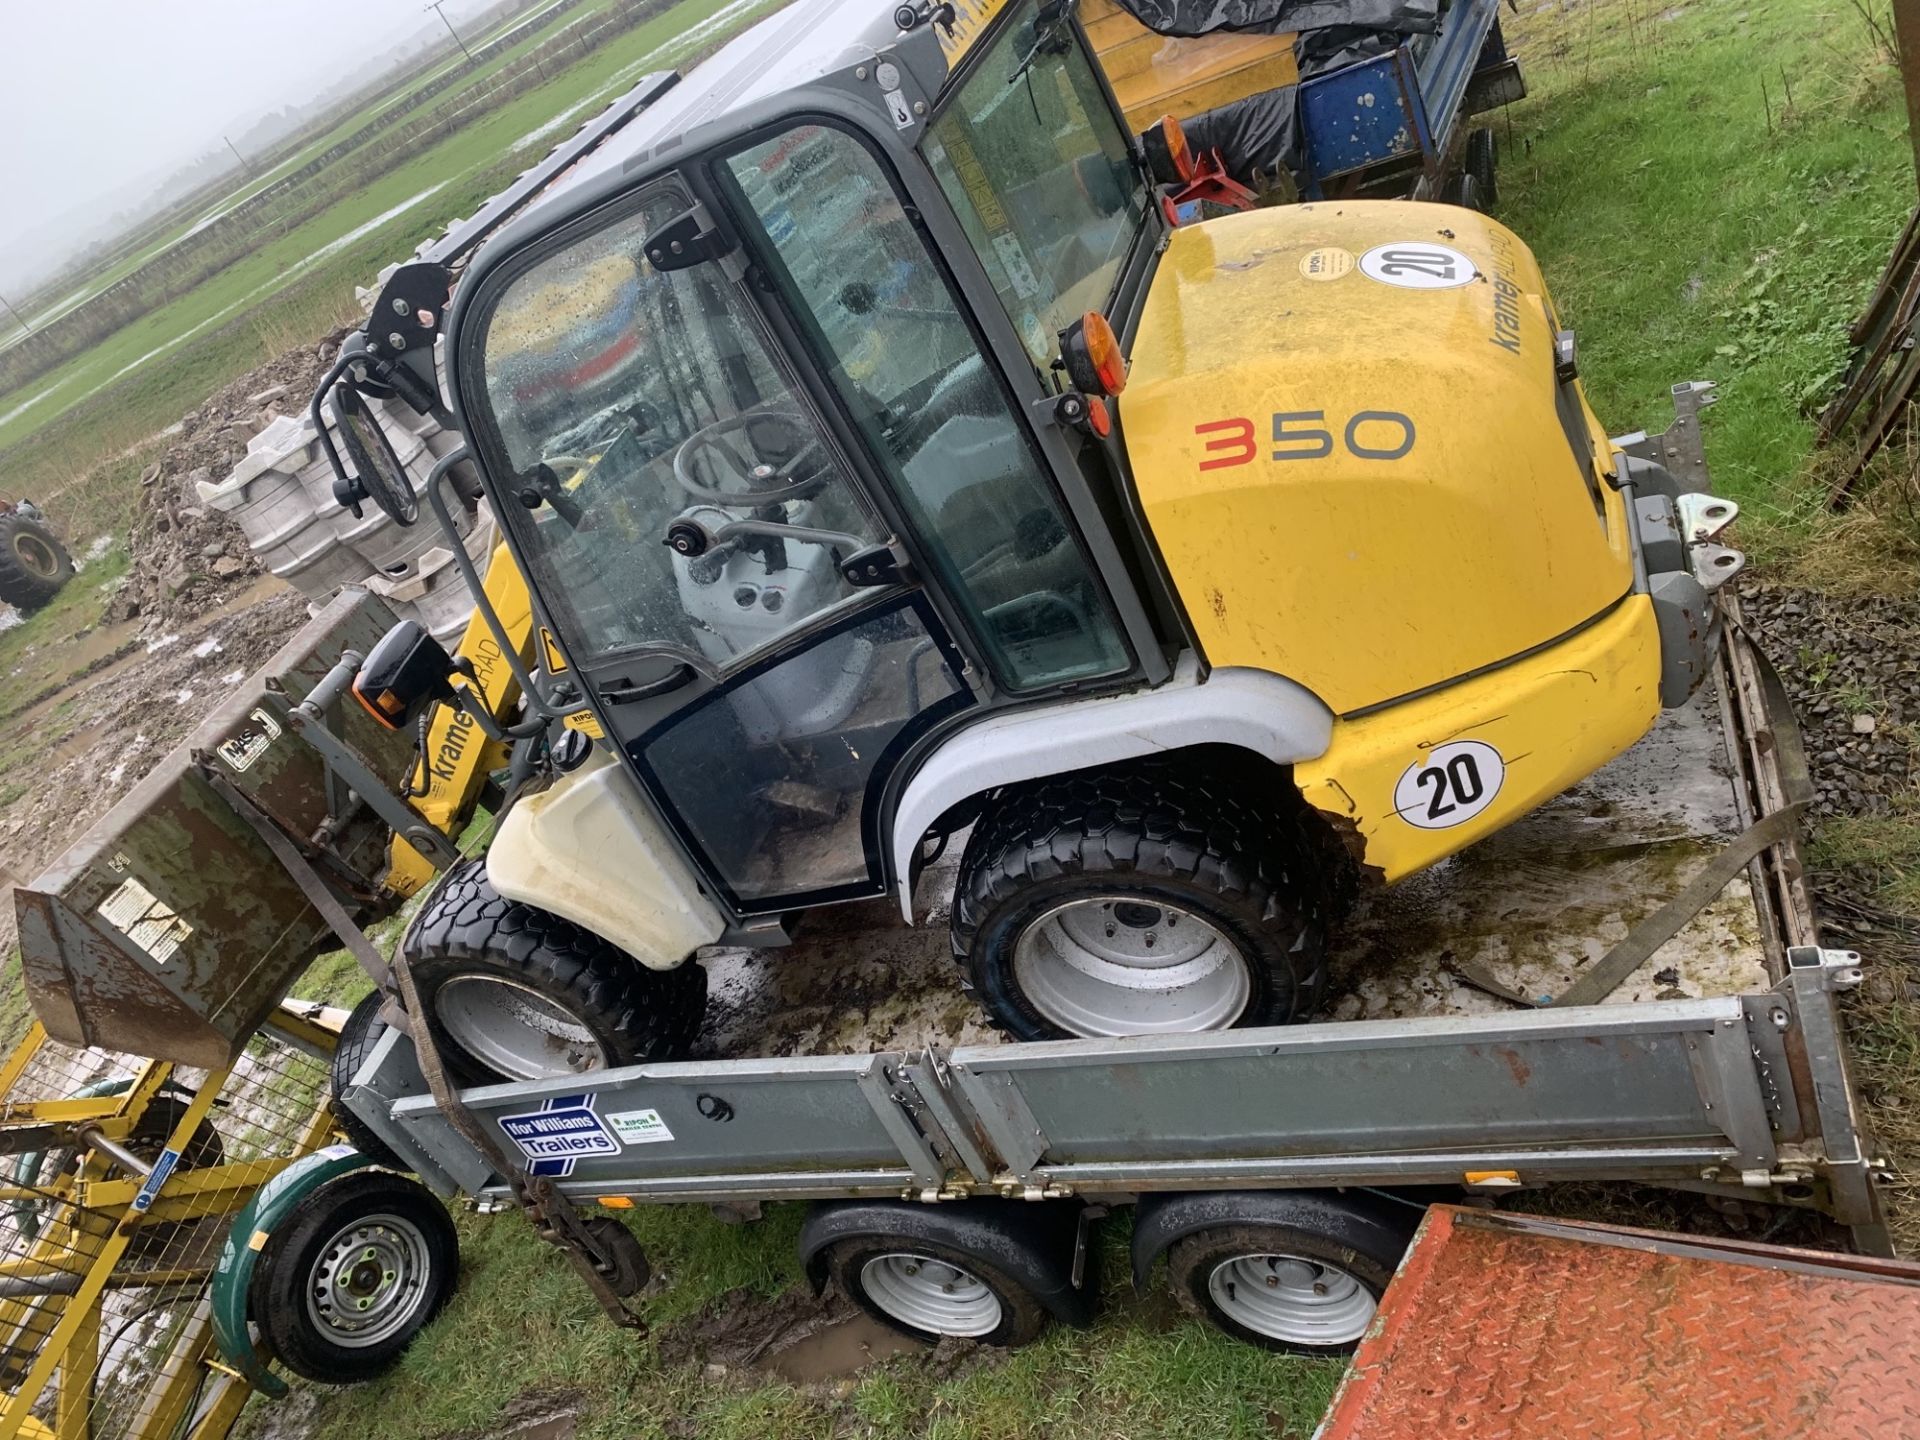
left=105, top=327, right=355, bottom=631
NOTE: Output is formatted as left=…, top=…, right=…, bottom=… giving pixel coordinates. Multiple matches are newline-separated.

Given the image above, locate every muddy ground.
left=0, top=335, right=354, bottom=958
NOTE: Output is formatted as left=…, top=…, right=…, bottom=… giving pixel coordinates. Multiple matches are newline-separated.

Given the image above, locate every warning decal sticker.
left=97, top=876, right=194, bottom=964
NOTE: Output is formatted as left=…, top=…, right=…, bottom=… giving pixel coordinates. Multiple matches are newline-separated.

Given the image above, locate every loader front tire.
left=951, top=757, right=1331, bottom=1041
left=401, top=859, right=706, bottom=1085
left=0, top=512, right=73, bottom=613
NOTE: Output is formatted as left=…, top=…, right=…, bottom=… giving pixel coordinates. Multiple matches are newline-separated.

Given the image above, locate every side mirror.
left=330, top=382, right=419, bottom=527
left=353, top=621, right=457, bottom=731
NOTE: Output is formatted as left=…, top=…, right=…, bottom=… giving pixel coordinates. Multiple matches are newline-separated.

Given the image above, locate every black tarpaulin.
left=1294, top=23, right=1404, bottom=74
left=1113, top=0, right=1437, bottom=38
left=1182, top=88, right=1303, bottom=185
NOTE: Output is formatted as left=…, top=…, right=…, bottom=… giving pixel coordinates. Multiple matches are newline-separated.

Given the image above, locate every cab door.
left=468, top=158, right=1129, bottom=915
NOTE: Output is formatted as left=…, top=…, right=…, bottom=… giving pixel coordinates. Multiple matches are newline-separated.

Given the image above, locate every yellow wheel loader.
left=314, top=0, right=1742, bottom=1081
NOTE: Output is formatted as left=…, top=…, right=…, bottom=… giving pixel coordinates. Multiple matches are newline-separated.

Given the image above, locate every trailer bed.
left=698, top=686, right=1764, bottom=1064
left=1317, top=1205, right=1920, bottom=1439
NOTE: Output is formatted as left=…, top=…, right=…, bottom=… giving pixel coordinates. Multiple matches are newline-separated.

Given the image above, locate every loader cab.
left=443, top=0, right=1179, bottom=918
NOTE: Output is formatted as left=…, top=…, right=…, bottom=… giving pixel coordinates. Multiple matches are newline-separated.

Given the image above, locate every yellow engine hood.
left=1121, top=202, right=1632, bottom=716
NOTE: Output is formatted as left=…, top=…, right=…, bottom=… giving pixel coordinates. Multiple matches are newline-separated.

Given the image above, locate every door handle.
left=601, top=663, right=696, bottom=705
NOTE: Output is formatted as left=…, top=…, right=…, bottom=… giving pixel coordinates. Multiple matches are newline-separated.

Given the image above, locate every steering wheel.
left=673, top=411, right=834, bottom=507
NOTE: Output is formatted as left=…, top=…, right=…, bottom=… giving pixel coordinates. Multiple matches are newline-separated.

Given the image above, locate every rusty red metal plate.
left=1319, top=1206, right=1920, bottom=1440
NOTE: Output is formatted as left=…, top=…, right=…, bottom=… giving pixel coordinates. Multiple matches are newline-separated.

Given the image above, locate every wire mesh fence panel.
left=0, top=1026, right=335, bottom=1440
left=3, top=1036, right=152, bottom=1112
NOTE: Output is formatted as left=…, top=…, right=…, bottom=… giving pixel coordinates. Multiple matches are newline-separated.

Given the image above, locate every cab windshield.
left=925, top=0, right=1148, bottom=369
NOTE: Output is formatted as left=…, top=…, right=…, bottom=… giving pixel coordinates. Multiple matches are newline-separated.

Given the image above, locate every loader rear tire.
left=0, top=512, right=73, bottom=613
left=329, top=993, right=403, bottom=1169
left=401, top=859, right=706, bottom=1085
left=951, top=756, right=1331, bottom=1042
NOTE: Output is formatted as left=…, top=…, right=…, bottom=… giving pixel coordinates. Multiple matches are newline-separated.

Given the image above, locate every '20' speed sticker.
left=1359, top=243, right=1478, bottom=290
left=1394, top=741, right=1505, bottom=829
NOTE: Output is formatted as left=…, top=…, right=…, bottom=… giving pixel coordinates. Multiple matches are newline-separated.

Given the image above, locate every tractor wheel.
left=0, top=512, right=73, bottom=613
left=400, top=858, right=706, bottom=1084
left=951, top=757, right=1332, bottom=1041
left=329, top=993, right=402, bottom=1168
left=250, top=1169, right=458, bottom=1385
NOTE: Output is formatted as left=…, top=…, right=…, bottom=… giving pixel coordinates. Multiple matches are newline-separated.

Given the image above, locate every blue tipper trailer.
left=1298, top=0, right=1524, bottom=201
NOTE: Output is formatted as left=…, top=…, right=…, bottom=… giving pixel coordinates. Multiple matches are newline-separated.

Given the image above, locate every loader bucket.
left=13, top=590, right=415, bottom=1067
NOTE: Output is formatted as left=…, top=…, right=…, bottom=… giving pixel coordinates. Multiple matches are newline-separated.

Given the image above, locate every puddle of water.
left=762, top=1312, right=926, bottom=1382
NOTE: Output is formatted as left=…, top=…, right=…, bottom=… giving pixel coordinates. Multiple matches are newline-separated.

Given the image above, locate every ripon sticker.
left=608, top=1108, right=675, bottom=1145
left=1359, top=243, right=1478, bottom=290
left=1298, top=246, right=1354, bottom=281
left=1394, top=741, right=1505, bottom=829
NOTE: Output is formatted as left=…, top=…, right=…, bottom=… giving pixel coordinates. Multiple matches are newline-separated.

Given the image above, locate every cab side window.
left=724, top=125, right=1130, bottom=692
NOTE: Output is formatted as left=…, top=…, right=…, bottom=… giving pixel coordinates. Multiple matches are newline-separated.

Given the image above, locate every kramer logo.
left=1488, top=230, right=1524, bottom=356
left=427, top=635, right=505, bottom=784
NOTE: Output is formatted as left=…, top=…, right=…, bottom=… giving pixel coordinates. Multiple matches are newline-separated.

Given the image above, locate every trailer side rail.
left=366, top=967, right=1858, bottom=1212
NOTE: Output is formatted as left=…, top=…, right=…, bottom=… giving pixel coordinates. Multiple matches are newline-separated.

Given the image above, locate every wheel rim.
left=1011, top=896, right=1251, bottom=1036
left=1206, top=1253, right=1375, bottom=1345
left=434, top=975, right=609, bottom=1081
left=858, top=1253, right=1003, bottom=1337
left=12, top=534, right=59, bottom=580
left=304, top=1213, right=436, bottom=1349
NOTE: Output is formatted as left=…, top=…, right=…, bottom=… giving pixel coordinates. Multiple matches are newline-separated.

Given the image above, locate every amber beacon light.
left=1062, top=311, right=1128, bottom=397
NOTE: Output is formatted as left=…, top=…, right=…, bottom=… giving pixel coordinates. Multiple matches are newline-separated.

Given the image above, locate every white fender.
left=889, top=656, right=1335, bottom=921
left=487, top=747, right=725, bottom=968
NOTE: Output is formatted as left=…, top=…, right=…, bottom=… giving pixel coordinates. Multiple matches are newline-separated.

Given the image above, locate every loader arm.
left=384, top=541, right=536, bottom=898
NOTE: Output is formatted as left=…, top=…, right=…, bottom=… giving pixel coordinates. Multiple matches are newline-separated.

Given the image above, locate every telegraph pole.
left=426, top=1, right=477, bottom=63
left=0, top=292, right=32, bottom=338
left=222, top=135, right=254, bottom=176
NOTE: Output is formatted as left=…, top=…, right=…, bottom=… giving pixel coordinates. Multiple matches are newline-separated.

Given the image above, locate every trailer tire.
left=822, top=1236, right=1052, bottom=1347
left=1159, top=1195, right=1416, bottom=1355
left=0, top=511, right=73, bottom=613
left=251, top=1169, right=458, bottom=1385
left=329, top=994, right=403, bottom=1169
left=402, top=859, right=706, bottom=1084
left=951, top=758, right=1330, bottom=1041
left=1465, top=126, right=1498, bottom=209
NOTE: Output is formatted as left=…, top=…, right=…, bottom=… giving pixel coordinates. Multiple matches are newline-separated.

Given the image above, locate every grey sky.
left=0, top=0, right=501, bottom=291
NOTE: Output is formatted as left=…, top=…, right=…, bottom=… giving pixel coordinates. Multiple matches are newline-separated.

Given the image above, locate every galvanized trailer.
left=339, top=619, right=1885, bottom=1246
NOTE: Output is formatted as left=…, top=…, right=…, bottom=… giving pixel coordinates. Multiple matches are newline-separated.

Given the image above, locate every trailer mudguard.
left=1129, top=1189, right=1423, bottom=1291
left=210, top=1144, right=378, bottom=1396
left=800, top=1199, right=1097, bottom=1327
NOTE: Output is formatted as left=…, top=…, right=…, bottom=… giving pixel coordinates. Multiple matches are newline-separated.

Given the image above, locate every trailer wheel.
left=251, top=1169, right=458, bottom=1385
left=0, top=511, right=73, bottom=613
left=1164, top=1206, right=1411, bottom=1355
left=328, top=993, right=402, bottom=1168
left=823, top=1237, right=1050, bottom=1347
left=582, top=1215, right=651, bottom=1297
left=402, top=859, right=706, bottom=1084
left=1465, top=126, right=1499, bottom=209
left=952, top=759, right=1330, bottom=1040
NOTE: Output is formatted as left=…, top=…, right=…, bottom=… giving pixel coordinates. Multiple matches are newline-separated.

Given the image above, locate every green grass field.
left=0, top=0, right=785, bottom=507
left=5, top=0, right=634, bottom=342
